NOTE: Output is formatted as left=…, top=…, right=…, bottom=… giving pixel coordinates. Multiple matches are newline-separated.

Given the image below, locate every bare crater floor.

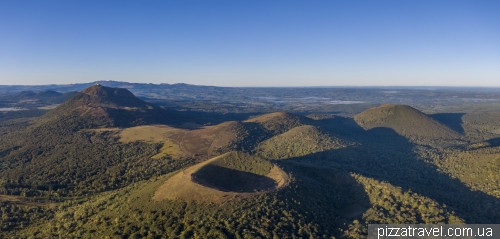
left=152, top=154, right=289, bottom=204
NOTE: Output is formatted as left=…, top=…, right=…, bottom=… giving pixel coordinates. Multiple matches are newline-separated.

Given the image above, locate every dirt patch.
left=87, top=127, right=121, bottom=133
left=119, top=125, right=185, bottom=143
left=0, top=195, right=57, bottom=207
left=267, top=165, right=289, bottom=188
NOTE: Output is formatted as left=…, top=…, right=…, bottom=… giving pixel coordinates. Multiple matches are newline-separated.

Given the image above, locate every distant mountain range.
left=3, top=81, right=500, bottom=116
left=0, top=81, right=216, bottom=94
left=3, top=80, right=500, bottom=92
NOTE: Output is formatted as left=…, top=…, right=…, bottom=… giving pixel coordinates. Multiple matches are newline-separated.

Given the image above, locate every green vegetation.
left=1, top=85, right=500, bottom=238
left=354, top=104, right=461, bottom=145
left=256, top=125, right=350, bottom=160
left=417, top=146, right=500, bottom=198
left=208, top=152, right=273, bottom=176
left=0, top=166, right=469, bottom=239
left=0, top=128, right=193, bottom=198
left=192, top=152, right=276, bottom=192
left=0, top=86, right=196, bottom=198
left=245, top=112, right=307, bottom=134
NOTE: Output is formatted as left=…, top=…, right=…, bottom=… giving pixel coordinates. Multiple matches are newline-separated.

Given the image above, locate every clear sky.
left=0, top=1, right=499, bottom=86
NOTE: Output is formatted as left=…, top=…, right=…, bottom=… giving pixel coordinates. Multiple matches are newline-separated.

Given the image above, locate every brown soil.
left=0, top=194, right=57, bottom=207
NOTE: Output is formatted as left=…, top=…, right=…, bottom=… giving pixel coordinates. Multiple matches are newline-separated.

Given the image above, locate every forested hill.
left=0, top=85, right=184, bottom=199
left=40, top=84, right=172, bottom=128
left=354, top=104, right=461, bottom=144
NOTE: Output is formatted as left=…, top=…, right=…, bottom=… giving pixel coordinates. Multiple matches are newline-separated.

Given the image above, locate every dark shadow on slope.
left=281, top=117, right=500, bottom=224
left=486, top=137, right=500, bottom=147
left=272, top=161, right=372, bottom=238
left=192, top=164, right=277, bottom=192
left=468, top=137, right=500, bottom=150
left=162, top=109, right=266, bottom=129
left=293, top=164, right=371, bottom=219
left=236, top=122, right=275, bottom=152
left=430, top=113, right=466, bottom=134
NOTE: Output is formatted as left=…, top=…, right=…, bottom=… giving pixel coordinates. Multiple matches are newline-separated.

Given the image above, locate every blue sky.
left=0, top=1, right=499, bottom=86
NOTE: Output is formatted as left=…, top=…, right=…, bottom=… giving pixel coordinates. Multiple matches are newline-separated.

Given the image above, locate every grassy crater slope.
left=192, top=152, right=275, bottom=192
left=153, top=152, right=288, bottom=203
left=256, top=125, right=351, bottom=160
left=206, top=151, right=273, bottom=175
left=354, top=104, right=461, bottom=143
left=244, top=112, right=309, bottom=135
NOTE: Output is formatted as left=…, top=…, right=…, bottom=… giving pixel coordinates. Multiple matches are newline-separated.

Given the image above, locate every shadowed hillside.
left=354, top=104, right=461, bottom=144
left=430, top=113, right=466, bottom=134
left=283, top=118, right=500, bottom=224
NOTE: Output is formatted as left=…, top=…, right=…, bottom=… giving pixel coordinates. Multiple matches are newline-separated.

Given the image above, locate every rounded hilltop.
left=245, top=112, right=310, bottom=134
left=354, top=104, right=460, bottom=142
left=40, top=84, right=170, bottom=128
left=78, top=84, right=152, bottom=109
left=82, top=84, right=136, bottom=98
left=256, top=125, right=350, bottom=160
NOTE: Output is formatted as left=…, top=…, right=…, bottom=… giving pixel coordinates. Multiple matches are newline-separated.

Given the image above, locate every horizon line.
left=1, top=80, right=500, bottom=89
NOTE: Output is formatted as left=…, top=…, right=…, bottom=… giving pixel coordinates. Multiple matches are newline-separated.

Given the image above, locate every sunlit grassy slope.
left=256, top=125, right=351, bottom=160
